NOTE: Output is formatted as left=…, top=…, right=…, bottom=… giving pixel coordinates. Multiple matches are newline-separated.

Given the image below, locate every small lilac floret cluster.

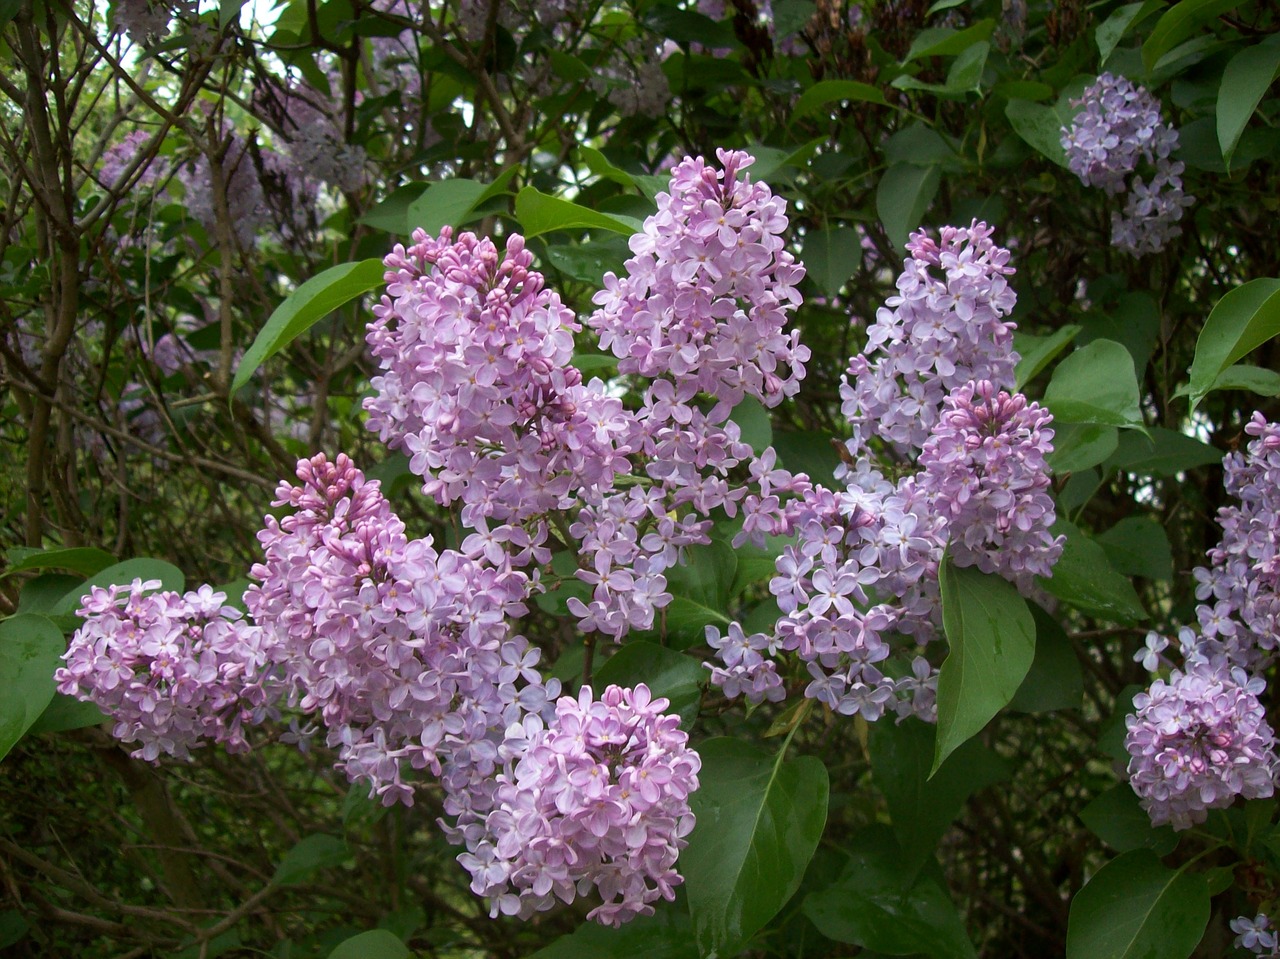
left=56, top=581, right=276, bottom=761
left=245, top=452, right=552, bottom=806
left=460, top=684, right=700, bottom=926
left=840, top=221, right=1017, bottom=459
left=1233, top=914, right=1280, bottom=957
left=1124, top=661, right=1277, bottom=830
left=1060, top=73, right=1194, bottom=256
left=1126, top=415, right=1280, bottom=828
left=708, top=224, right=1063, bottom=721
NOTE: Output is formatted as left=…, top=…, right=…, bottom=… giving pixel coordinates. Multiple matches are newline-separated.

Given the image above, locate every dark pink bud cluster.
left=56, top=580, right=276, bottom=761
left=458, top=684, right=700, bottom=926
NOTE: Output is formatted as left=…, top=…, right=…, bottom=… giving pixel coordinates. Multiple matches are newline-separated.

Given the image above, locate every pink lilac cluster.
left=708, top=228, right=1061, bottom=721
left=840, top=221, right=1017, bottom=460
left=1060, top=73, right=1193, bottom=256
left=1124, top=659, right=1278, bottom=830
left=1233, top=915, right=1280, bottom=957
left=457, top=684, right=700, bottom=926
left=245, top=452, right=556, bottom=805
left=588, top=148, right=807, bottom=417
left=56, top=580, right=277, bottom=761
left=364, top=227, right=636, bottom=569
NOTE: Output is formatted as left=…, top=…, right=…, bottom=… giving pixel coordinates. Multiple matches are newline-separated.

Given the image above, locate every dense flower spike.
left=840, top=221, right=1018, bottom=459
left=246, top=453, right=556, bottom=805
left=56, top=580, right=276, bottom=761
left=1124, top=660, right=1278, bottom=830
left=587, top=148, right=808, bottom=415
left=1061, top=73, right=1193, bottom=255
left=458, top=684, right=700, bottom=926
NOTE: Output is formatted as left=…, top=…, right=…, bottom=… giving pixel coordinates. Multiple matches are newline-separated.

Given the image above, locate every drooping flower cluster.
left=56, top=581, right=277, bottom=761
left=1233, top=914, right=1280, bottom=957
left=1060, top=72, right=1193, bottom=256
left=245, top=452, right=556, bottom=805
left=1124, top=660, right=1278, bottom=830
left=458, top=684, right=700, bottom=926
left=840, top=221, right=1018, bottom=459
left=708, top=226, right=1062, bottom=722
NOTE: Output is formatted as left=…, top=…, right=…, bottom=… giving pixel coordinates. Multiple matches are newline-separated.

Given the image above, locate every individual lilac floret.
left=56, top=579, right=277, bottom=761
left=587, top=148, right=809, bottom=418
left=840, top=221, right=1018, bottom=460
left=1061, top=73, right=1175, bottom=194
left=1189, top=413, right=1280, bottom=669
left=914, top=380, right=1064, bottom=592
left=1124, top=659, right=1278, bottom=830
left=1232, top=914, right=1280, bottom=957
left=459, top=684, right=700, bottom=926
left=246, top=452, right=555, bottom=805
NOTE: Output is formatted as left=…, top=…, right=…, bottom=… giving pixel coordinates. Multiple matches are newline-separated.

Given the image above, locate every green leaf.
left=1096, top=517, right=1174, bottom=581
left=405, top=179, right=487, bottom=235
left=1143, top=0, right=1244, bottom=73
left=272, top=834, right=352, bottom=887
left=894, top=41, right=989, bottom=97
left=1043, top=339, right=1145, bottom=431
left=2, top=546, right=115, bottom=579
left=1080, top=290, right=1161, bottom=375
left=1048, top=423, right=1120, bottom=474
left=1095, top=0, right=1165, bottom=64
left=1005, top=99, right=1071, bottom=168
left=1040, top=520, right=1147, bottom=624
left=1008, top=604, right=1084, bottom=713
left=803, top=825, right=977, bottom=959
left=1065, top=850, right=1209, bottom=959
left=773, top=431, right=842, bottom=487
left=1104, top=427, right=1221, bottom=477
left=655, top=540, right=737, bottom=650
left=877, top=162, right=941, bottom=251
left=515, top=187, right=642, bottom=239
left=1209, top=363, right=1280, bottom=397
left=17, top=574, right=83, bottom=615
left=326, top=930, right=410, bottom=959
left=218, top=0, right=245, bottom=28
left=1182, top=278, right=1280, bottom=411
left=359, top=181, right=429, bottom=233
left=933, top=562, right=1036, bottom=773
left=1079, top=784, right=1178, bottom=855
left=231, top=259, right=385, bottom=396
left=592, top=642, right=707, bottom=728
left=729, top=396, right=772, bottom=455
left=869, top=719, right=1010, bottom=874
left=683, top=738, right=829, bottom=957
left=544, top=236, right=632, bottom=285
left=0, top=614, right=65, bottom=762
left=802, top=227, right=862, bottom=298
left=528, top=903, right=697, bottom=959
left=1014, top=324, right=1081, bottom=388
left=904, top=20, right=994, bottom=61
left=26, top=693, right=106, bottom=736
left=1218, top=37, right=1280, bottom=165
left=51, top=559, right=186, bottom=617
left=791, top=80, right=887, bottom=122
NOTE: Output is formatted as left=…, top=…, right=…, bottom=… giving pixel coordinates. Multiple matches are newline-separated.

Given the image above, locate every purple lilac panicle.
left=1124, top=659, right=1278, bottom=830
left=459, top=684, right=700, bottom=926
left=56, top=580, right=276, bottom=761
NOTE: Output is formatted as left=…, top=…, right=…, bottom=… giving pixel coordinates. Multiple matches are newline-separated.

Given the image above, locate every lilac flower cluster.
left=253, top=79, right=369, bottom=193
left=1060, top=73, right=1193, bottom=256
left=708, top=226, right=1062, bottom=721
left=840, top=221, right=1017, bottom=459
left=459, top=684, right=699, bottom=926
left=245, top=452, right=555, bottom=805
left=56, top=581, right=276, bottom=761
left=98, top=130, right=169, bottom=192
left=1233, top=914, right=1280, bottom=957
left=1124, top=660, right=1277, bottom=830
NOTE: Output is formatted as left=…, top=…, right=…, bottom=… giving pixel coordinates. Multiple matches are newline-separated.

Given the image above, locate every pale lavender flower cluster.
left=245, top=452, right=553, bottom=806
left=707, top=227, right=1062, bottom=721
left=458, top=684, right=699, bottom=926
left=1124, top=660, right=1278, bottom=830
left=1233, top=914, right=1280, bottom=957
left=840, top=221, right=1017, bottom=460
left=589, top=149, right=808, bottom=416
left=253, top=79, right=369, bottom=193
left=1060, top=73, right=1193, bottom=256
left=98, top=130, right=169, bottom=192
left=56, top=580, right=277, bottom=761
